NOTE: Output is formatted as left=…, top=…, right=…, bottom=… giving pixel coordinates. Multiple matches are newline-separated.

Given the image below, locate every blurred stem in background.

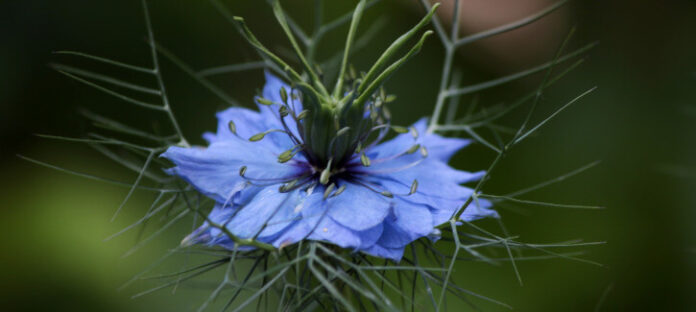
left=429, top=0, right=568, bottom=72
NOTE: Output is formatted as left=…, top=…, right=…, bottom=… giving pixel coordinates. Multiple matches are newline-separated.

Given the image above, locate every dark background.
left=2, top=0, right=695, bottom=311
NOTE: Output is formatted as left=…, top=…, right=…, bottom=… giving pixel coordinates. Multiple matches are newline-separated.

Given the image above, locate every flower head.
left=162, top=72, right=497, bottom=261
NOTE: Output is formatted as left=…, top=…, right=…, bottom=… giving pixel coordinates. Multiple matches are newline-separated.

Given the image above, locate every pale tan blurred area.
left=429, top=0, right=569, bottom=72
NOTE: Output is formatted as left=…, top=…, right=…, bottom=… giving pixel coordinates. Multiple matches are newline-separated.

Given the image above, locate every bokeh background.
left=2, top=0, right=695, bottom=311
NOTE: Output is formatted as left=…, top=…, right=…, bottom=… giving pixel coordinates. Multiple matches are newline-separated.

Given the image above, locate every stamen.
left=409, top=126, right=419, bottom=139
left=336, top=126, right=351, bottom=137
left=279, top=177, right=300, bottom=192
left=249, top=129, right=287, bottom=142
left=327, top=126, right=351, bottom=156
left=353, top=180, right=395, bottom=199
left=356, top=142, right=422, bottom=166
left=409, top=179, right=418, bottom=195
left=360, top=152, right=371, bottom=167
left=296, top=110, right=309, bottom=120
left=278, top=109, right=302, bottom=146
left=257, top=97, right=274, bottom=106
left=357, top=178, right=418, bottom=198
left=406, top=144, right=420, bottom=154
left=277, top=144, right=304, bottom=163
left=279, top=105, right=289, bottom=117
left=279, top=175, right=313, bottom=193
left=323, top=183, right=336, bottom=199
left=228, top=120, right=237, bottom=135
left=391, top=125, right=408, bottom=133
left=279, top=87, right=288, bottom=104
left=330, top=184, right=347, bottom=198
left=239, top=165, right=311, bottom=185
left=319, top=159, right=333, bottom=185
left=354, top=157, right=426, bottom=175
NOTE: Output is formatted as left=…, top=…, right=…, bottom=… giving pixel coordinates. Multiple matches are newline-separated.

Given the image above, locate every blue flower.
left=162, top=73, right=498, bottom=261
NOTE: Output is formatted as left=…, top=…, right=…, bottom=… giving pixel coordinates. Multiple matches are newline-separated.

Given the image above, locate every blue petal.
left=458, top=198, right=499, bottom=221
left=161, top=140, right=306, bottom=203
left=223, top=187, right=305, bottom=238
left=372, top=199, right=431, bottom=249
left=203, top=107, right=269, bottom=144
left=362, top=244, right=405, bottom=262
left=255, top=72, right=303, bottom=139
left=324, top=182, right=391, bottom=231
left=272, top=188, right=383, bottom=250
left=366, top=118, right=471, bottom=163
left=356, top=223, right=384, bottom=249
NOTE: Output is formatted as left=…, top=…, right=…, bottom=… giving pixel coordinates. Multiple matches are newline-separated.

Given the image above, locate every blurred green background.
left=2, top=0, right=696, bottom=311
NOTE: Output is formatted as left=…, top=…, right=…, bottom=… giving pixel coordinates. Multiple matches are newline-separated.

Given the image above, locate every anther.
left=409, top=179, right=418, bottom=195
left=277, top=150, right=294, bottom=163
left=249, top=132, right=266, bottom=142
left=249, top=129, right=285, bottom=142
left=331, top=184, right=347, bottom=198
left=279, top=106, right=289, bottom=118
left=420, top=146, right=428, bottom=157
left=319, top=159, right=333, bottom=185
left=279, top=179, right=298, bottom=193
left=323, top=183, right=336, bottom=199
left=409, top=126, right=419, bottom=139
left=239, top=166, right=247, bottom=177
left=228, top=120, right=237, bottom=135
left=336, top=126, right=351, bottom=137
left=296, top=110, right=309, bottom=120
left=257, top=97, right=273, bottom=106
left=406, top=144, right=420, bottom=154
left=360, top=152, right=371, bottom=167
left=391, top=126, right=408, bottom=134
left=279, top=87, right=288, bottom=104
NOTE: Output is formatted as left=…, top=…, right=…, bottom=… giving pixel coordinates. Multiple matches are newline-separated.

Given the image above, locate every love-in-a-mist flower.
left=161, top=2, right=497, bottom=261
left=162, top=72, right=498, bottom=261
